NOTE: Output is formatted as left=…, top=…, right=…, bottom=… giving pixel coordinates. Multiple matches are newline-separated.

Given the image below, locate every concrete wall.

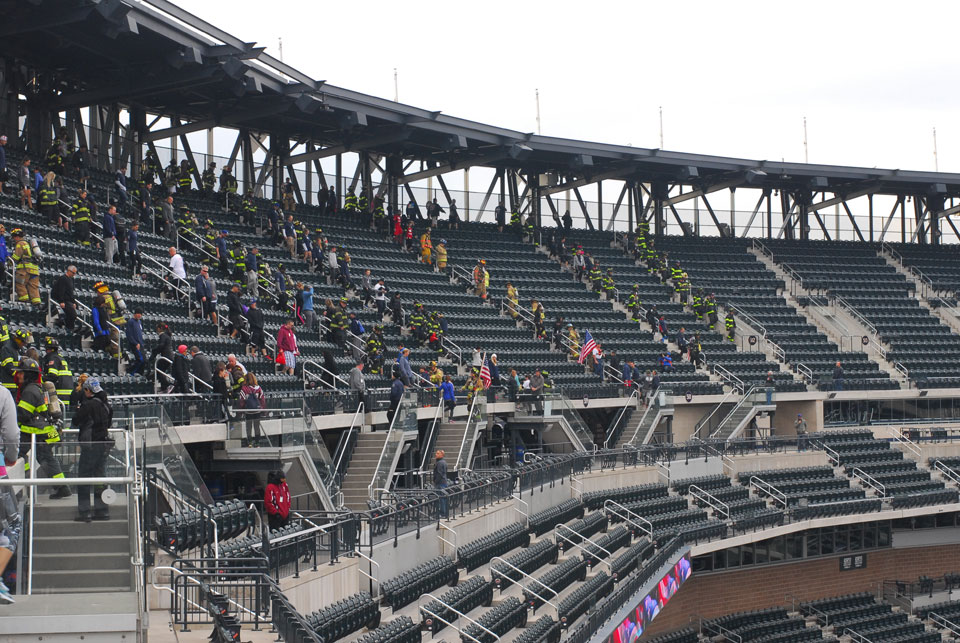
left=728, top=451, right=829, bottom=477
left=283, top=558, right=359, bottom=614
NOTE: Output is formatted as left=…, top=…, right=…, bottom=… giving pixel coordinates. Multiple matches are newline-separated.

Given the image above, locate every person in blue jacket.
left=439, top=374, right=456, bottom=420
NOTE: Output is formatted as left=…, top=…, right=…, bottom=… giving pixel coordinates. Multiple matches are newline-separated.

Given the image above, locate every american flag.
left=479, top=356, right=492, bottom=389
left=578, top=331, right=597, bottom=364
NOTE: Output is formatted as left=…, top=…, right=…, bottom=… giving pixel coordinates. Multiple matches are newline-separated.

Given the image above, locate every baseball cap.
left=84, top=378, right=103, bottom=393
left=178, top=345, right=188, bottom=354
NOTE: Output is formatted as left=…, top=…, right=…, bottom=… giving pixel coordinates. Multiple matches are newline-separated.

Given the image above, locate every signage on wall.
left=839, top=554, right=867, bottom=571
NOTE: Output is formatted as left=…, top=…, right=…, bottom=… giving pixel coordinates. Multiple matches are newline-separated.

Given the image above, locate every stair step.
left=35, top=503, right=128, bottom=522
left=33, top=551, right=129, bottom=572
left=34, top=518, right=129, bottom=537
left=34, top=534, right=129, bottom=555
left=32, top=568, right=132, bottom=591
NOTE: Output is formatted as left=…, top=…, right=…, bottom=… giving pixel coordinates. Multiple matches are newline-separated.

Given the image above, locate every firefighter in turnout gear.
left=365, top=326, right=385, bottom=374
left=229, top=241, right=247, bottom=286
left=177, top=206, right=197, bottom=237
left=509, top=208, right=522, bottom=233
left=506, top=282, right=519, bottom=319
left=93, top=281, right=127, bottom=329
left=408, top=302, right=427, bottom=345
left=72, top=190, right=92, bottom=245
left=693, top=288, right=704, bottom=321
left=706, top=294, right=719, bottom=330
left=626, top=285, right=642, bottom=321
left=178, top=160, right=193, bottom=191
left=373, top=198, right=386, bottom=232
left=240, top=190, right=257, bottom=225
left=677, top=271, right=690, bottom=303
left=601, top=268, right=616, bottom=300
left=725, top=311, right=736, bottom=342
left=43, top=337, right=73, bottom=414
left=589, top=262, right=603, bottom=292
left=39, top=178, right=59, bottom=226
left=12, top=229, right=42, bottom=305
left=0, top=314, right=10, bottom=344
left=219, top=166, right=238, bottom=195
left=343, top=189, right=358, bottom=213
left=201, top=221, right=218, bottom=265
left=201, top=162, right=217, bottom=195
left=330, top=298, right=349, bottom=348
left=15, top=357, right=71, bottom=498
left=357, top=192, right=369, bottom=215
left=1, top=329, right=31, bottom=392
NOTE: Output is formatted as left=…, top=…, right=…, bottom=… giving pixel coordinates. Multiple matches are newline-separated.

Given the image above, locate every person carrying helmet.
left=505, top=282, right=519, bottom=319
left=343, top=188, right=358, bottom=213
left=601, top=268, right=616, bottom=300
left=10, top=229, right=41, bottom=306
left=626, top=285, right=642, bottom=321
left=43, top=338, right=72, bottom=417
left=15, top=357, right=69, bottom=499
left=2, top=329, right=32, bottom=392
left=725, top=310, right=736, bottom=342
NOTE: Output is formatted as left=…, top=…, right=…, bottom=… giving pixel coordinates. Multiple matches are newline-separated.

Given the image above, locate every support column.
left=766, top=190, right=773, bottom=239
left=597, top=181, right=603, bottom=230
left=464, top=168, right=470, bottom=221
left=335, top=154, right=342, bottom=208
left=729, top=188, right=736, bottom=236
left=868, top=194, right=874, bottom=241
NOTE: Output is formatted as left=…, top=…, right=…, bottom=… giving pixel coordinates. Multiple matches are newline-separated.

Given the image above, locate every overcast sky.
left=174, top=0, right=959, bottom=174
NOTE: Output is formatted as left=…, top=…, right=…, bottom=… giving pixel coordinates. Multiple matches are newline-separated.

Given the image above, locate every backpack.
left=243, top=388, right=263, bottom=410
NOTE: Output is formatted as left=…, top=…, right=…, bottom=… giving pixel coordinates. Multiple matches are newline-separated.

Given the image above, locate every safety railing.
left=4, top=427, right=138, bottom=595
left=749, top=476, right=787, bottom=509
left=327, top=402, right=363, bottom=504
left=302, top=359, right=350, bottom=391
left=886, top=426, right=922, bottom=459
left=178, top=227, right=220, bottom=265
left=456, top=393, right=483, bottom=471
left=604, top=388, right=639, bottom=449
left=709, top=385, right=760, bottom=441
left=694, top=386, right=738, bottom=439
left=796, top=363, right=814, bottom=384
left=931, top=613, right=960, bottom=638
left=726, top=303, right=767, bottom=339
left=368, top=395, right=412, bottom=500
left=833, top=293, right=880, bottom=337
left=420, top=399, right=445, bottom=474
left=603, top=499, right=653, bottom=538
left=626, top=386, right=666, bottom=446
left=712, top=364, right=746, bottom=394
left=141, top=251, right=192, bottom=306
left=851, top=467, right=886, bottom=497
left=689, top=484, right=730, bottom=520
left=551, top=394, right=597, bottom=452
left=933, top=460, right=960, bottom=486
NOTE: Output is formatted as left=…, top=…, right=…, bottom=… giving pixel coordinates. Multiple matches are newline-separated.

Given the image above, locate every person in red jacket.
left=264, top=470, right=291, bottom=531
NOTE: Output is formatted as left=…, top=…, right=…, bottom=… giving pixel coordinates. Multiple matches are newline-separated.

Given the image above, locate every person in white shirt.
left=227, top=354, right=247, bottom=375
left=168, top=246, right=186, bottom=279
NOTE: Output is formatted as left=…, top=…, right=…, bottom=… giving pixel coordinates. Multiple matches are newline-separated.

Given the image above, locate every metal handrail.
left=712, top=364, right=745, bottom=394
left=367, top=396, right=406, bottom=499
left=489, top=555, right=558, bottom=609
left=689, top=484, right=730, bottom=520
left=930, top=612, right=960, bottom=637
left=603, top=499, right=653, bottom=538
left=749, top=476, right=786, bottom=508
left=726, top=303, right=766, bottom=339
left=627, top=386, right=663, bottom=445
left=329, top=402, right=363, bottom=497
left=178, top=227, right=219, bottom=265
left=833, top=294, right=879, bottom=337
left=851, top=467, right=886, bottom=497
left=820, top=441, right=841, bottom=466
left=456, top=391, right=481, bottom=471
left=709, top=385, right=759, bottom=440
left=418, top=592, right=501, bottom=643
left=420, top=399, right=445, bottom=473
left=796, top=363, right=814, bottom=384
left=554, top=524, right=613, bottom=571
left=694, top=387, right=738, bottom=439
left=302, top=359, right=350, bottom=390
left=604, top=388, right=638, bottom=449
left=933, top=460, right=960, bottom=486
left=887, top=426, right=922, bottom=458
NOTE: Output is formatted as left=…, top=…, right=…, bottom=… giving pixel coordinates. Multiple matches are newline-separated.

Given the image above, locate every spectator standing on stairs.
left=833, top=361, right=844, bottom=391
left=150, top=323, right=174, bottom=391
left=348, top=361, right=365, bottom=393
left=71, top=377, right=112, bottom=522
left=277, top=319, right=298, bottom=377
left=51, top=265, right=78, bottom=331
left=264, top=471, right=290, bottom=531
left=160, top=195, right=175, bottom=240
left=172, top=345, right=191, bottom=394
left=440, top=375, right=456, bottom=420
left=125, top=308, right=145, bottom=376
left=765, top=371, right=775, bottom=405
left=434, top=450, right=449, bottom=518
left=190, top=346, right=213, bottom=390
left=195, top=265, right=218, bottom=326
left=247, top=300, right=268, bottom=358
left=398, top=348, right=414, bottom=387
left=388, top=371, right=404, bottom=426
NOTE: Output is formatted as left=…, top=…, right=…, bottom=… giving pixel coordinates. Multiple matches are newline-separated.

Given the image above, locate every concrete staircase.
left=31, top=495, right=133, bottom=593
left=879, top=249, right=960, bottom=335
left=432, top=420, right=471, bottom=469
left=339, top=431, right=387, bottom=511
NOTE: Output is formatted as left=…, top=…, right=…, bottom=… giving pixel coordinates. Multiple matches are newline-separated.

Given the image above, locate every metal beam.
left=605, top=183, right=629, bottom=231
left=739, top=192, right=767, bottom=238
left=699, top=193, right=725, bottom=236
left=666, top=202, right=690, bottom=235
left=878, top=196, right=902, bottom=241
left=666, top=176, right=744, bottom=205
left=398, top=152, right=506, bottom=185
left=572, top=187, right=595, bottom=230
left=807, top=185, right=879, bottom=213
left=173, top=118, right=204, bottom=187
left=841, top=201, right=865, bottom=242
left=476, top=172, right=500, bottom=222
left=281, top=131, right=409, bottom=165
left=540, top=167, right=635, bottom=197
